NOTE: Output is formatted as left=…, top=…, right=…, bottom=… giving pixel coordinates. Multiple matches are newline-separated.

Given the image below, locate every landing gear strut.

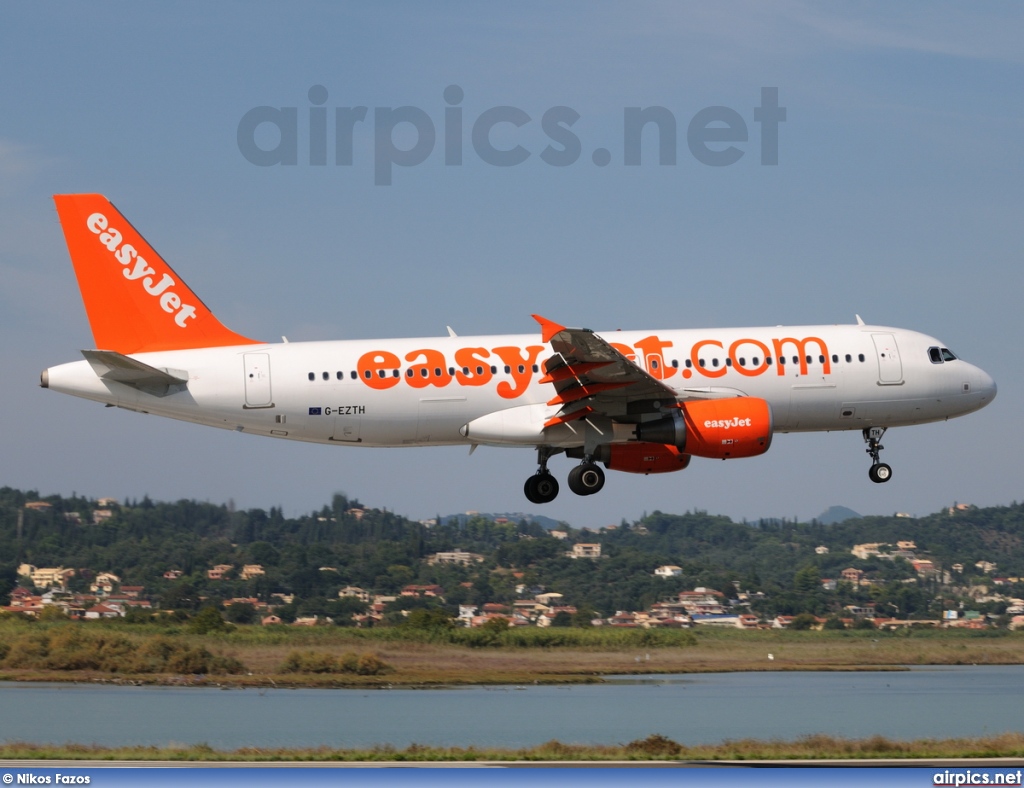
left=567, top=461, right=605, bottom=496
left=863, top=427, right=892, bottom=484
left=524, top=447, right=560, bottom=504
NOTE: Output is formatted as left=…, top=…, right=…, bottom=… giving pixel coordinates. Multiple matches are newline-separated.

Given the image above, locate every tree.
left=402, top=608, right=455, bottom=631
left=550, top=611, right=573, bottom=627
left=189, top=605, right=233, bottom=634
left=794, top=565, right=821, bottom=593
left=224, top=602, right=258, bottom=625
left=788, top=612, right=818, bottom=630
left=160, top=580, right=200, bottom=612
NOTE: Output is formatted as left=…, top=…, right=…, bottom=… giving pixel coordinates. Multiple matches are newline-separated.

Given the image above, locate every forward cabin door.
left=243, top=353, right=273, bottom=407
left=871, top=334, right=903, bottom=385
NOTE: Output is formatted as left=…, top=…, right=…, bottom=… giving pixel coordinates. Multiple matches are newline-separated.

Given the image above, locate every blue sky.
left=1, top=3, right=1021, bottom=526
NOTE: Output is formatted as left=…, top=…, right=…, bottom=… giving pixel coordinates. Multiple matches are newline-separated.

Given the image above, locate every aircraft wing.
left=532, top=315, right=680, bottom=428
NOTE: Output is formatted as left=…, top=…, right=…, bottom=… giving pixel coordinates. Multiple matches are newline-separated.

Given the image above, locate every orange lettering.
left=690, top=339, right=726, bottom=378
left=771, top=337, right=830, bottom=376
left=493, top=345, right=544, bottom=399
left=634, top=335, right=676, bottom=379
left=405, top=348, right=452, bottom=389
left=454, top=347, right=493, bottom=386
left=357, top=350, right=401, bottom=390
left=729, top=338, right=771, bottom=377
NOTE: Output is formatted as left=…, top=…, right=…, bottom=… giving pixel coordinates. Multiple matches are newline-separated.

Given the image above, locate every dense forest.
left=2, top=486, right=1022, bottom=621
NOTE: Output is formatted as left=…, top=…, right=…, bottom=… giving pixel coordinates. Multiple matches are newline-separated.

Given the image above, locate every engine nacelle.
left=634, top=397, right=773, bottom=460
left=596, top=442, right=691, bottom=474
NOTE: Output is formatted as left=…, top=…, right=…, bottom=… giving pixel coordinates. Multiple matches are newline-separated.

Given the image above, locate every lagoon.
left=3, top=666, right=1023, bottom=750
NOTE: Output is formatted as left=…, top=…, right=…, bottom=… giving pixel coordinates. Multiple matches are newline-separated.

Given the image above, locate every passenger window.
left=651, top=359, right=659, bottom=369
left=421, top=369, right=429, bottom=378
left=336, top=371, right=343, bottom=380
left=364, top=371, right=372, bottom=379
left=739, top=357, right=746, bottom=367
left=518, top=365, right=525, bottom=373
left=858, top=354, right=865, bottom=362
left=308, top=372, right=315, bottom=381
left=725, top=358, right=732, bottom=367
left=685, top=359, right=692, bottom=368
left=476, top=366, right=484, bottom=375
left=928, top=347, right=943, bottom=364
left=778, top=356, right=785, bottom=365
left=941, top=348, right=957, bottom=361
left=805, top=355, right=812, bottom=365
left=504, top=365, right=511, bottom=374
left=322, top=372, right=329, bottom=381
left=407, top=369, right=414, bottom=377
left=792, top=356, right=799, bottom=365
left=490, top=366, right=497, bottom=374
left=766, top=357, right=772, bottom=365
left=671, top=360, right=678, bottom=368
left=752, top=357, right=759, bottom=366
left=350, top=371, right=357, bottom=380
left=819, top=355, right=825, bottom=363
left=712, top=359, right=719, bottom=367
left=845, top=354, right=851, bottom=363
left=393, top=370, right=399, bottom=378
left=448, top=367, right=455, bottom=376
left=699, top=359, right=706, bottom=368
left=378, top=370, right=386, bottom=378
left=533, top=364, right=539, bottom=372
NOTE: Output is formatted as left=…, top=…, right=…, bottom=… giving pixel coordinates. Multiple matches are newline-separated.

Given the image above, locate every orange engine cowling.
left=600, top=442, right=692, bottom=474
left=634, top=397, right=773, bottom=460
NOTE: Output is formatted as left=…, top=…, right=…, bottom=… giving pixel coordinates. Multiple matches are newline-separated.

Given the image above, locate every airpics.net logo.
left=237, top=85, right=785, bottom=185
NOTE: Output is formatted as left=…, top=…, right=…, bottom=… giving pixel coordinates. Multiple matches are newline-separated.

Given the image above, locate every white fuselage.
left=43, top=323, right=995, bottom=449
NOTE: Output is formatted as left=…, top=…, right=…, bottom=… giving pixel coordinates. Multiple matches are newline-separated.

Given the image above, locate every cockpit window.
left=941, top=348, right=957, bottom=361
left=928, top=347, right=943, bottom=364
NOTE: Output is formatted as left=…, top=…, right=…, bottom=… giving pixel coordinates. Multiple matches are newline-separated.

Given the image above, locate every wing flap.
left=531, top=314, right=681, bottom=427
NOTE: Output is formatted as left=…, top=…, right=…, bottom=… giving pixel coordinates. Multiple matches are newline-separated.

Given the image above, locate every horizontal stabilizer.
left=81, top=350, right=188, bottom=397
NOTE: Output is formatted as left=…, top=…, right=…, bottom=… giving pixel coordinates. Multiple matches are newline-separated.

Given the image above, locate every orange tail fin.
left=53, top=194, right=260, bottom=354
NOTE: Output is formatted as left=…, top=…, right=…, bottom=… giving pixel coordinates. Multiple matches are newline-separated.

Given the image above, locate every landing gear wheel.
left=524, top=473, right=559, bottom=504
left=868, top=463, right=892, bottom=484
left=862, top=427, right=892, bottom=484
left=567, top=462, right=605, bottom=496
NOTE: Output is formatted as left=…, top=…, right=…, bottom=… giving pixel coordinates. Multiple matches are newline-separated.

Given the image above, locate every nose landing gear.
left=863, top=427, right=892, bottom=484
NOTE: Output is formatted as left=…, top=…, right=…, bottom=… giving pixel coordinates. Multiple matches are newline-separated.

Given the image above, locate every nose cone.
left=976, top=367, right=997, bottom=405
left=963, top=364, right=996, bottom=415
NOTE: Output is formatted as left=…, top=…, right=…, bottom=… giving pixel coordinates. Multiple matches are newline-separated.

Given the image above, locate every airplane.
left=42, top=194, right=997, bottom=504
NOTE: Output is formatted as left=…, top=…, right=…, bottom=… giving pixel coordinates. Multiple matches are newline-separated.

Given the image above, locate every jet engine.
left=634, top=397, right=773, bottom=460
left=597, top=442, right=691, bottom=474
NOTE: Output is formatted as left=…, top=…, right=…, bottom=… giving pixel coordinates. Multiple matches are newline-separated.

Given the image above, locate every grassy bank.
left=2, top=619, right=1024, bottom=687
left=4, top=732, right=1024, bottom=761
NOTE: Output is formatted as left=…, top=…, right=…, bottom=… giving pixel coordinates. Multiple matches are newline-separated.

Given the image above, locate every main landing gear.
left=567, top=462, right=605, bottom=496
left=863, top=427, right=892, bottom=484
left=524, top=447, right=560, bottom=504
left=523, top=448, right=605, bottom=503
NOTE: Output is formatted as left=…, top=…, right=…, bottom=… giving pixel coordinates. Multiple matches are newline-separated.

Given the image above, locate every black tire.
left=524, top=473, right=559, bottom=504
left=568, top=463, right=605, bottom=496
left=869, top=463, right=892, bottom=484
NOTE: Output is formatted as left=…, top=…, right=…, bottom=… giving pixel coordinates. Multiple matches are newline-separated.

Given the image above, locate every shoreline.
left=0, top=661, right=921, bottom=690
left=2, top=731, right=1024, bottom=762
left=3, top=625, right=1024, bottom=688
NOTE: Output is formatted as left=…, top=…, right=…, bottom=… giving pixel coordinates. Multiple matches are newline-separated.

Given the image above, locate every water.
left=3, top=666, right=1024, bottom=750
